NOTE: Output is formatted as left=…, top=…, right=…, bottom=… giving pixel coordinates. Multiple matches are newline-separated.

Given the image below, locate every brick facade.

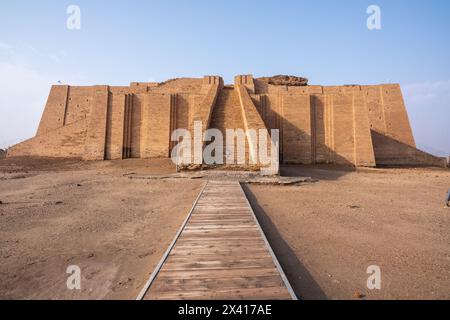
left=7, top=75, right=447, bottom=168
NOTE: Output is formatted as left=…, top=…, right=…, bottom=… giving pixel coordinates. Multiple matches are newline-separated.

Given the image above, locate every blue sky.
left=0, top=0, right=449, bottom=156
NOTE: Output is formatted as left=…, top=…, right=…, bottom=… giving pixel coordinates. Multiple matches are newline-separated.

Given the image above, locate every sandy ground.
left=0, top=157, right=449, bottom=300
left=0, top=158, right=203, bottom=299
left=244, top=166, right=450, bottom=300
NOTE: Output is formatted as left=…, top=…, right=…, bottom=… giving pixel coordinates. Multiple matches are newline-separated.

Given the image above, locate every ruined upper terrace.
left=117, top=75, right=406, bottom=96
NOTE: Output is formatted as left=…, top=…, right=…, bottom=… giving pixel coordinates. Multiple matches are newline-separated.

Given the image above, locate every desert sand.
left=0, top=158, right=449, bottom=300
left=0, top=158, right=203, bottom=299
left=245, top=166, right=450, bottom=300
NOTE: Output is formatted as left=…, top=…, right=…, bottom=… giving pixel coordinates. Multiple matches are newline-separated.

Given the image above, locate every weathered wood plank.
left=152, top=276, right=286, bottom=292
left=151, top=287, right=292, bottom=300
left=157, top=268, right=281, bottom=280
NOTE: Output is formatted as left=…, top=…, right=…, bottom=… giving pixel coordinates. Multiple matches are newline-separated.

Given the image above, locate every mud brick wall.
left=7, top=121, right=87, bottom=158
left=371, top=130, right=447, bottom=167
left=235, top=75, right=255, bottom=94
left=310, top=95, right=331, bottom=164
left=281, top=94, right=312, bottom=164
left=190, top=76, right=222, bottom=130
left=173, top=94, right=191, bottom=130
left=122, top=94, right=133, bottom=158
left=144, top=93, right=172, bottom=158
left=83, top=86, right=109, bottom=160
left=331, top=93, right=361, bottom=165
left=128, top=93, right=142, bottom=158
left=236, top=84, right=271, bottom=165
left=257, top=91, right=375, bottom=166
left=361, top=84, right=415, bottom=147
left=37, top=85, right=70, bottom=135
left=105, top=94, right=126, bottom=160
left=7, top=75, right=444, bottom=168
left=255, top=89, right=377, bottom=166
left=65, top=87, right=93, bottom=126
left=352, top=92, right=377, bottom=167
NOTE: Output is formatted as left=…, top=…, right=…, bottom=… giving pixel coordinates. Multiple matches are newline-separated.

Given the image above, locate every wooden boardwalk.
left=138, top=180, right=296, bottom=300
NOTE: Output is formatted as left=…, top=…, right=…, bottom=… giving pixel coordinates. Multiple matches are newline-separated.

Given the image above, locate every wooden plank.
left=157, top=268, right=281, bottom=280
left=152, top=276, right=286, bottom=292
left=151, top=287, right=292, bottom=300
left=139, top=180, right=297, bottom=300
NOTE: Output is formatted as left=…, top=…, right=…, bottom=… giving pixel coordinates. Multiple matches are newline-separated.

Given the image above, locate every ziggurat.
left=8, top=75, right=447, bottom=168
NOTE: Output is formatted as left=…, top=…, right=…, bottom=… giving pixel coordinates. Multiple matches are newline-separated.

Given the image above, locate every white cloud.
left=0, top=42, right=13, bottom=50
left=0, top=62, right=53, bottom=149
left=403, top=80, right=450, bottom=104
left=48, top=53, right=62, bottom=64
left=402, top=80, right=450, bottom=157
left=0, top=42, right=82, bottom=149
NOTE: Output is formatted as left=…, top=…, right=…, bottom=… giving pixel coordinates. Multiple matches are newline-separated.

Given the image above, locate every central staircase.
left=207, top=86, right=250, bottom=165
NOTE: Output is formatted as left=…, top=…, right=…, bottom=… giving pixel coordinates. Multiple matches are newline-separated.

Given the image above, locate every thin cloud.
left=0, top=62, right=52, bottom=148
left=0, top=43, right=88, bottom=149
left=402, top=80, right=450, bottom=157
left=0, top=42, right=13, bottom=50
left=403, top=80, right=450, bottom=104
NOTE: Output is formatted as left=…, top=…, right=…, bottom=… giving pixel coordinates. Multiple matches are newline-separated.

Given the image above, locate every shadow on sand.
left=280, top=164, right=355, bottom=181
left=242, top=184, right=328, bottom=300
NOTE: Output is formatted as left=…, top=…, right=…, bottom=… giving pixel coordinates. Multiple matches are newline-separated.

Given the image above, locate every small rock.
left=349, top=205, right=361, bottom=209
left=77, top=184, right=82, bottom=187
left=55, top=201, right=64, bottom=205
left=87, top=253, right=95, bottom=259
left=353, top=291, right=365, bottom=299
left=0, top=200, right=3, bottom=204
left=138, top=250, right=155, bottom=259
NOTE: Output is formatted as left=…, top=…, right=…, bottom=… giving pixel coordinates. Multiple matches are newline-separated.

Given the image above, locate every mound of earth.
left=258, top=75, right=308, bottom=86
